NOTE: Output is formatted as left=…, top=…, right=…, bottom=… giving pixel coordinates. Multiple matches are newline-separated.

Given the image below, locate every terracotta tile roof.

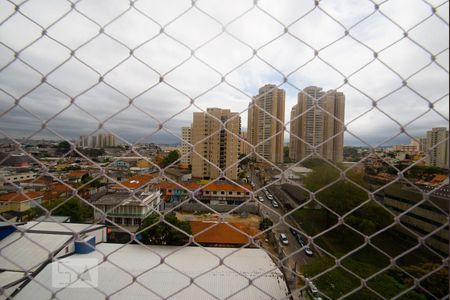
left=67, top=170, right=88, bottom=178
left=191, top=221, right=255, bottom=245
left=0, top=191, right=43, bottom=202
left=112, top=174, right=155, bottom=190
left=431, top=174, right=448, bottom=184
left=156, top=181, right=199, bottom=191
left=204, top=183, right=252, bottom=192
left=156, top=181, right=252, bottom=193
left=50, top=183, right=73, bottom=193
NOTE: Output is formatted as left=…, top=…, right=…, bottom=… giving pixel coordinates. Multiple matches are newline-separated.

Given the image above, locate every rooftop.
left=0, top=191, right=43, bottom=202
left=35, top=215, right=71, bottom=223
left=19, top=221, right=105, bottom=235
left=94, top=192, right=159, bottom=206
left=191, top=221, right=260, bottom=245
left=156, top=181, right=252, bottom=193
left=111, top=174, right=155, bottom=190
left=0, top=231, right=71, bottom=272
left=16, top=243, right=289, bottom=300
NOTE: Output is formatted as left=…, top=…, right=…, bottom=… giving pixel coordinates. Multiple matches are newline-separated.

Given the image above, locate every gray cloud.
left=0, top=0, right=448, bottom=146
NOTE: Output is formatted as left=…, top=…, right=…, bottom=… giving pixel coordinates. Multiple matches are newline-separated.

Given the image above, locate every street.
left=249, top=169, right=315, bottom=300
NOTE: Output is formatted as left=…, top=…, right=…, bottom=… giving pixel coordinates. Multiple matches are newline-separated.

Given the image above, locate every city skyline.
left=0, top=1, right=447, bottom=147
left=0, top=2, right=448, bottom=300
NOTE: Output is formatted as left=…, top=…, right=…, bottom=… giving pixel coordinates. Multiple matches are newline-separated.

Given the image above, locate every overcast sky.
left=0, top=0, right=448, bottom=147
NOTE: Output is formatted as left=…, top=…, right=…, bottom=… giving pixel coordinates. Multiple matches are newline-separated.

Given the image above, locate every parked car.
left=258, top=196, right=264, bottom=202
left=304, top=246, right=313, bottom=256
left=267, top=193, right=273, bottom=200
left=289, top=227, right=296, bottom=236
left=305, top=278, right=322, bottom=300
left=280, top=233, right=289, bottom=245
left=272, top=201, right=279, bottom=208
left=296, top=235, right=305, bottom=246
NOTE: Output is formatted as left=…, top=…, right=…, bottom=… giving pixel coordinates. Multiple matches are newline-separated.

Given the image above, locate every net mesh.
left=0, top=0, right=448, bottom=299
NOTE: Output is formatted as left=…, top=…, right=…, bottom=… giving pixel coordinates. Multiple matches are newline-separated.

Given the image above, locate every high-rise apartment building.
left=247, top=84, right=285, bottom=164
left=107, top=134, right=116, bottom=147
left=78, top=136, right=89, bottom=148
left=289, top=104, right=299, bottom=161
left=239, top=131, right=250, bottom=156
left=290, top=86, right=345, bottom=162
left=425, top=127, right=448, bottom=169
left=78, top=133, right=116, bottom=149
left=180, top=126, right=192, bottom=167
left=191, top=108, right=240, bottom=180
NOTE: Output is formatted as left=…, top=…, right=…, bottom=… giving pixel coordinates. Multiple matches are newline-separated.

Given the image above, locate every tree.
left=391, top=263, right=448, bottom=298
left=81, top=174, right=102, bottom=188
left=259, top=218, right=273, bottom=231
left=29, top=197, right=93, bottom=223
left=304, top=163, right=368, bottom=214
left=304, top=162, right=369, bottom=228
left=160, top=150, right=180, bottom=168
left=138, top=214, right=191, bottom=245
left=283, top=146, right=290, bottom=163
left=81, top=148, right=106, bottom=158
left=56, top=141, right=71, bottom=154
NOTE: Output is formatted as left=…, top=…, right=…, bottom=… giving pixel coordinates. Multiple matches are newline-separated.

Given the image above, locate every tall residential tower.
left=290, top=86, right=345, bottom=162
left=180, top=126, right=192, bottom=168
left=247, top=84, right=286, bottom=164
left=425, top=127, right=448, bottom=169
left=191, top=108, right=241, bottom=180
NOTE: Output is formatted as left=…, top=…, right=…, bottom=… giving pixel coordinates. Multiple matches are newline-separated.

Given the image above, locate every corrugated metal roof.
left=0, top=232, right=71, bottom=272
left=0, top=271, right=26, bottom=300
left=35, top=216, right=70, bottom=223
left=16, top=244, right=290, bottom=300
left=19, top=221, right=105, bottom=234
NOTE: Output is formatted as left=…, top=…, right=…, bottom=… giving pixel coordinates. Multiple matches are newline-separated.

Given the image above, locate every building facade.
left=180, top=126, right=192, bottom=168
left=247, top=84, right=285, bottom=164
left=239, top=131, right=250, bottom=156
left=376, top=182, right=448, bottom=254
left=93, top=191, right=161, bottom=229
left=289, top=86, right=345, bottom=162
left=289, top=104, right=299, bottom=161
left=78, top=134, right=117, bottom=149
left=425, top=127, right=448, bottom=169
left=191, top=108, right=241, bottom=180
left=156, top=181, right=252, bottom=206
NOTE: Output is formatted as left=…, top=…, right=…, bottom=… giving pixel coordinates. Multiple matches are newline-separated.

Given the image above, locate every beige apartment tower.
left=289, top=104, right=299, bottom=160
left=290, top=86, right=345, bottom=162
left=239, top=131, right=250, bottom=156
left=247, top=84, right=286, bottom=164
left=191, top=108, right=241, bottom=180
left=425, top=127, right=448, bottom=169
left=180, top=126, right=192, bottom=167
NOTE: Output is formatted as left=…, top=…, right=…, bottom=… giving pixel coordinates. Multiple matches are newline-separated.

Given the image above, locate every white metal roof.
left=16, top=243, right=290, bottom=300
left=19, top=221, right=105, bottom=234
left=0, top=232, right=71, bottom=272
left=0, top=271, right=26, bottom=300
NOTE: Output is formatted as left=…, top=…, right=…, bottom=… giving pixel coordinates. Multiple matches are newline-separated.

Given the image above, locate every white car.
left=305, top=278, right=322, bottom=300
left=272, top=201, right=279, bottom=208
left=267, top=194, right=273, bottom=200
left=304, top=246, right=313, bottom=256
left=280, top=233, right=289, bottom=245
left=258, top=196, right=264, bottom=202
